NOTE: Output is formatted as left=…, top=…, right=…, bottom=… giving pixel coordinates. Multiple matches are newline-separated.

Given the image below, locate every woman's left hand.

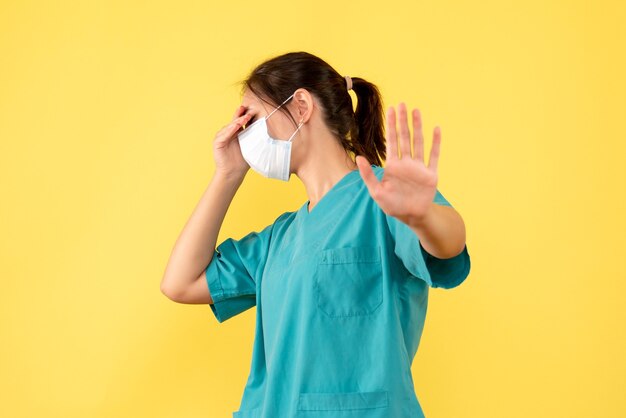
left=356, top=102, right=440, bottom=229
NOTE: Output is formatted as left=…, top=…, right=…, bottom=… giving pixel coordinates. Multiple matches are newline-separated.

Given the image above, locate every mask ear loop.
left=266, top=92, right=295, bottom=119
left=287, top=120, right=304, bottom=142
left=264, top=91, right=302, bottom=142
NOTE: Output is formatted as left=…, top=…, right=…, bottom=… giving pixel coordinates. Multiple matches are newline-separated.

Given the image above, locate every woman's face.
left=240, top=89, right=300, bottom=141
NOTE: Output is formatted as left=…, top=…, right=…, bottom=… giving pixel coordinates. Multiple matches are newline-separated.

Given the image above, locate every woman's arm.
left=160, top=171, right=245, bottom=304
left=407, top=202, right=467, bottom=259
left=160, top=104, right=252, bottom=304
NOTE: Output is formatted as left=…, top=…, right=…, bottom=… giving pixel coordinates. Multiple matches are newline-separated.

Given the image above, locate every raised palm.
left=356, top=103, right=440, bottom=228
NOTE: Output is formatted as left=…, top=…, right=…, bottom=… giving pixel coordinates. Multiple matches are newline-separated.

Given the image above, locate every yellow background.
left=1, top=0, right=625, bottom=417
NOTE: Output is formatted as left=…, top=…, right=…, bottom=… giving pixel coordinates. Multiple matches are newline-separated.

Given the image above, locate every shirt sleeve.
left=384, top=188, right=471, bottom=289
left=204, top=221, right=274, bottom=323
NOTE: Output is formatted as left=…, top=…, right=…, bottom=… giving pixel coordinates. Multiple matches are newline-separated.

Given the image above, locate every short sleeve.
left=384, top=188, right=471, bottom=289
left=205, top=222, right=274, bottom=323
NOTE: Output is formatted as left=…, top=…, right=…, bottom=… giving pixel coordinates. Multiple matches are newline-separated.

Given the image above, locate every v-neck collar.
left=298, top=166, right=371, bottom=218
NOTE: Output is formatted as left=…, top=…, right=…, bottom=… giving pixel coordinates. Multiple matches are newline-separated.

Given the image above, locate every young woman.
left=161, top=51, right=471, bottom=418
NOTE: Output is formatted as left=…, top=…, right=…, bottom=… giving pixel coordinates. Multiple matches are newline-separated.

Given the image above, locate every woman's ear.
left=292, top=88, right=314, bottom=124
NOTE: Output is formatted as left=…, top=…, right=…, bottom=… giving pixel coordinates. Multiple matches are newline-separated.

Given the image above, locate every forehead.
left=241, top=89, right=273, bottom=111
left=241, top=89, right=259, bottom=105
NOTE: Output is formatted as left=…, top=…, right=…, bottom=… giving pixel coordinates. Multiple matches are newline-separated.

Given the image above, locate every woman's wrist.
left=212, top=168, right=247, bottom=186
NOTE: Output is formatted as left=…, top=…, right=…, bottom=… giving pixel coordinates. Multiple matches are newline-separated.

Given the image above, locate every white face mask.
left=237, top=92, right=304, bottom=181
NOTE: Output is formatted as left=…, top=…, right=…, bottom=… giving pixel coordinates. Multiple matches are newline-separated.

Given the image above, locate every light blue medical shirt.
left=205, top=164, right=471, bottom=418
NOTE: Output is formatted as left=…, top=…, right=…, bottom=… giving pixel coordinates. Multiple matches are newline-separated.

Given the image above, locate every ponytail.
left=349, top=77, right=386, bottom=167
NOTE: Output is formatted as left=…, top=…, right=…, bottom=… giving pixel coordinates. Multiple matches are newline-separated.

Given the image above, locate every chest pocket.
left=314, top=246, right=383, bottom=318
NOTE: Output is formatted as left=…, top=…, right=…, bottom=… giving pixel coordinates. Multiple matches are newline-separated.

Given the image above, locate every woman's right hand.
left=212, top=105, right=253, bottom=179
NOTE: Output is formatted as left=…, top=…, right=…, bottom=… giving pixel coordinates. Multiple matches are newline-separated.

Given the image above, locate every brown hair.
left=238, top=51, right=386, bottom=166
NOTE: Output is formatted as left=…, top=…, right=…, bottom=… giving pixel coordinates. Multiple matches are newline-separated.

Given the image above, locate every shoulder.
left=241, top=209, right=297, bottom=240
left=273, top=209, right=297, bottom=226
left=264, top=208, right=298, bottom=235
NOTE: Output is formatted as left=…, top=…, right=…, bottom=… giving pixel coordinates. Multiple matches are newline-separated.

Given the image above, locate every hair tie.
left=344, top=75, right=353, bottom=91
